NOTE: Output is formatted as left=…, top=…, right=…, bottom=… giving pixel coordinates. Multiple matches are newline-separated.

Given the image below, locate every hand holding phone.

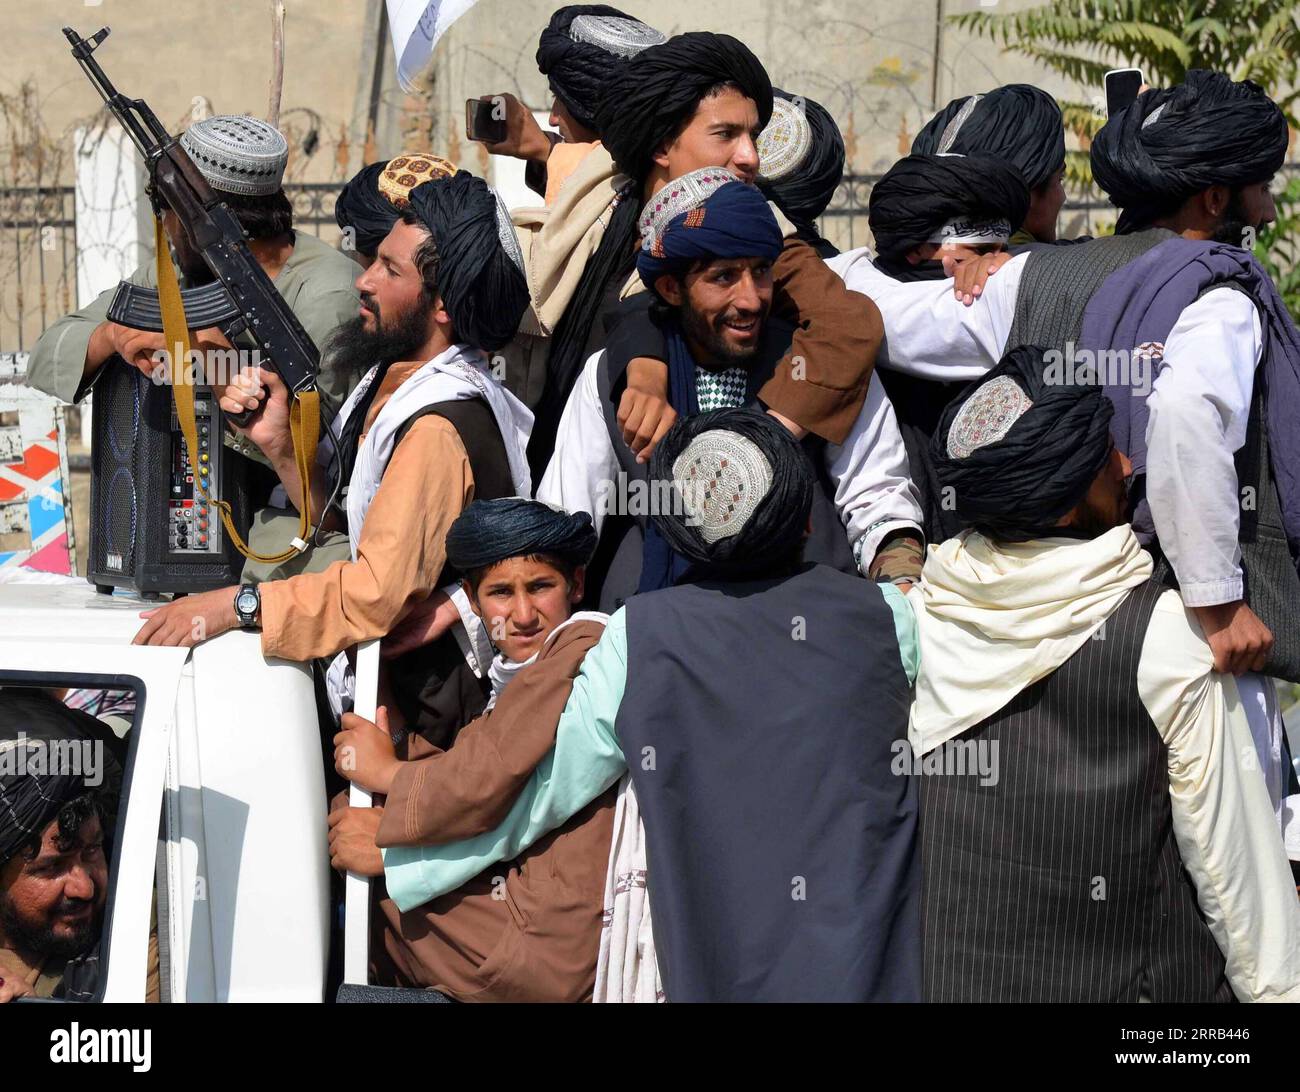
left=466, top=96, right=508, bottom=144
left=465, top=93, right=554, bottom=164
left=1104, top=68, right=1145, bottom=116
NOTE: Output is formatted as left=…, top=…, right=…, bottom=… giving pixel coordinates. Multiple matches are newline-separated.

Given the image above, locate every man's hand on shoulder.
left=1191, top=599, right=1273, bottom=675
left=618, top=357, right=677, bottom=464
left=944, top=249, right=1015, bottom=307
left=0, top=949, right=36, bottom=1004
left=383, top=590, right=459, bottom=659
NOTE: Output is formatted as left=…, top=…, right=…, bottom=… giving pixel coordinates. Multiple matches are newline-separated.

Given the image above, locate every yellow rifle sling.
left=153, top=218, right=319, bottom=565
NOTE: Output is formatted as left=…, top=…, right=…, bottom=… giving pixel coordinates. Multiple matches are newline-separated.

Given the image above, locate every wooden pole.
left=268, top=1, right=286, bottom=128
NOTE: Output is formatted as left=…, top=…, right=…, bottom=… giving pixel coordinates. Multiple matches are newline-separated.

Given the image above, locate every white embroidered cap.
left=491, top=185, right=526, bottom=274
left=568, top=13, right=666, bottom=57
left=638, top=166, right=741, bottom=253
left=671, top=428, right=774, bottom=544
left=181, top=115, right=288, bottom=197
left=927, top=217, right=1013, bottom=246
left=757, top=95, right=813, bottom=183
left=946, top=375, right=1034, bottom=460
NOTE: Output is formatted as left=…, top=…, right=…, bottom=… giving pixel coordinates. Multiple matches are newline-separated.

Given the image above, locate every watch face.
left=236, top=589, right=258, bottom=616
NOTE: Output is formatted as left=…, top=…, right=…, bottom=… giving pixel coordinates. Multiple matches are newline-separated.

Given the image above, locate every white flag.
left=386, top=0, right=480, bottom=92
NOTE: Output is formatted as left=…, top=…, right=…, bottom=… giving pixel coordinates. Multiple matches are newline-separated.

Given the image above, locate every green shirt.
left=382, top=583, right=919, bottom=912
left=26, top=231, right=361, bottom=423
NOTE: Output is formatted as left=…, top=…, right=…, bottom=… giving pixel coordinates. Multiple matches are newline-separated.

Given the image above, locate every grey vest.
left=1008, top=232, right=1300, bottom=680
left=921, top=579, right=1232, bottom=1002
left=617, top=565, right=920, bottom=1001
left=1005, top=228, right=1174, bottom=351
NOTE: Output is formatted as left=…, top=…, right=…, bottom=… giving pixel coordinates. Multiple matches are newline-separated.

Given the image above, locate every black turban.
left=334, top=162, right=394, bottom=256
left=596, top=32, right=774, bottom=183
left=406, top=171, right=529, bottom=353
left=1091, top=69, right=1289, bottom=235
left=446, top=497, right=598, bottom=574
left=0, top=690, right=124, bottom=865
left=649, top=407, right=814, bottom=576
left=868, top=153, right=1030, bottom=277
left=913, top=84, right=1065, bottom=191
left=930, top=344, right=1115, bottom=542
left=335, top=154, right=458, bottom=256
left=757, top=89, right=845, bottom=233
left=536, top=5, right=665, bottom=135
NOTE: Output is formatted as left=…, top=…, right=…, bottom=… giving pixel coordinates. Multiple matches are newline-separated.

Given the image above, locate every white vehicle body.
left=0, top=582, right=330, bottom=1002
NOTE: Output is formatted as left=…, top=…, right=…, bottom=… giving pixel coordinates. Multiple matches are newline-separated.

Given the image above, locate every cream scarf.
left=909, top=525, right=1153, bottom=756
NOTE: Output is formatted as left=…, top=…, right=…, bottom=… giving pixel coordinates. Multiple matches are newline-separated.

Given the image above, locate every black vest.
left=384, top=398, right=515, bottom=752
left=587, top=319, right=856, bottom=612
left=616, top=564, right=921, bottom=1001
left=920, top=579, right=1233, bottom=1002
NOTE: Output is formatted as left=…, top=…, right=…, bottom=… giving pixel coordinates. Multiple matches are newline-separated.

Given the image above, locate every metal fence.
left=817, top=174, right=1116, bottom=253
left=0, top=186, right=77, bottom=354
left=818, top=162, right=1300, bottom=253
left=0, top=182, right=342, bottom=354
left=4, top=169, right=1296, bottom=350
left=287, top=182, right=343, bottom=245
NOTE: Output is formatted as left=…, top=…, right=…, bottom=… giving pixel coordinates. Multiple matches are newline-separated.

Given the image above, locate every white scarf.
left=909, top=525, right=1153, bottom=756
left=336, top=342, right=534, bottom=558
left=324, top=343, right=534, bottom=719
left=483, top=610, right=609, bottom=711
left=593, top=773, right=663, bottom=1003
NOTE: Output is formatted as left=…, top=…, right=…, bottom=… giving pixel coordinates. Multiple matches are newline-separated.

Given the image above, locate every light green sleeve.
left=26, top=261, right=155, bottom=404
left=879, top=583, right=919, bottom=687
left=382, top=610, right=631, bottom=912
left=279, top=236, right=363, bottom=423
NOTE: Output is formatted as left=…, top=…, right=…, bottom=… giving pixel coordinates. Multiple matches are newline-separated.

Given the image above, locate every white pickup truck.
left=0, top=580, right=340, bottom=1002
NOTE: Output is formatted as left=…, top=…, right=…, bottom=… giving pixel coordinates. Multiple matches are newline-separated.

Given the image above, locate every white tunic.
left=536, top=347, right=924, bottom=574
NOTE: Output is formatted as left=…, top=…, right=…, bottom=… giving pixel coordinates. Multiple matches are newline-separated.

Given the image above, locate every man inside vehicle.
left=0, top=689, right=131, bottom=1002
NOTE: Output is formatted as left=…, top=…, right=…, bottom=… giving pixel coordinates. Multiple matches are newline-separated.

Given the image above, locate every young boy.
left=326, top=497, right=614, bottom=1002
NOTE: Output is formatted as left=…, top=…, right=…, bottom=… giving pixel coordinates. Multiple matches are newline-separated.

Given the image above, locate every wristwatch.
left=233, top=584, right=261, bottom=629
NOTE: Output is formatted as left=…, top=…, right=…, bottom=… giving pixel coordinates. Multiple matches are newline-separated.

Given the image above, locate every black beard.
left=1064, top=494, right=1125, bottom=540
left=324, top=297, right=434, bottom=379
left=680, top=301, right=768, bottom=368
left=0, top=890, right=100, bottom=965
left=1212, top=193, right=1264, bottom=248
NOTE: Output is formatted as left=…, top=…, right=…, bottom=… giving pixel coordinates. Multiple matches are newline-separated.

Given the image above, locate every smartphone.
left=465, top=98, right=507, bottom=144
left=1104, top=68, right=1145, bottom=116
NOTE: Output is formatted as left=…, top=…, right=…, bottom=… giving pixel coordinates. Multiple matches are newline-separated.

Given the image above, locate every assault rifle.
left=65, top=25, right=322, bottom=562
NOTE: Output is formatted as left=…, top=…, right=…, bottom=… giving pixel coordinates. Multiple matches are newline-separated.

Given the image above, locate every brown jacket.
left=371, top=618, right=615, bottom=1003
left=760, top=233, right=884, bottom=445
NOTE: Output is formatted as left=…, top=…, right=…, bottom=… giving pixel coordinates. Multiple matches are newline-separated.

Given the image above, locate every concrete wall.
left=2, top=0, right=1089, bottom=188
left=420, top=0, right=1087, bottom=179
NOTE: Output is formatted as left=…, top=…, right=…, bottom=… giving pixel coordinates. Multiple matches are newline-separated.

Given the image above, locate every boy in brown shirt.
left=327, top=498, right=614, bottom=1002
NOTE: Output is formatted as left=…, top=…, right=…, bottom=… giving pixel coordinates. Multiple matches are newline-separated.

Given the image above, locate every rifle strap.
left=154, top=218, right=319, bottom=564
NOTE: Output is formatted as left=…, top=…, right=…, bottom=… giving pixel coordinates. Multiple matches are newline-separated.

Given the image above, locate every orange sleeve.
left=259, top=415, right=472, bottom=662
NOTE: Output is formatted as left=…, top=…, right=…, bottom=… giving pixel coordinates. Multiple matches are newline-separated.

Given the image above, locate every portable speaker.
left=87, top=359, right=253, bottom=597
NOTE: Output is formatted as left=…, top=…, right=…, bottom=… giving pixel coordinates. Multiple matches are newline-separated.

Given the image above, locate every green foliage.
left=953, top=1, right=1300, bottom=120
left=954, top=1, right=1300, bottom=309
left=1255, top=173, right=1300, bottom=316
